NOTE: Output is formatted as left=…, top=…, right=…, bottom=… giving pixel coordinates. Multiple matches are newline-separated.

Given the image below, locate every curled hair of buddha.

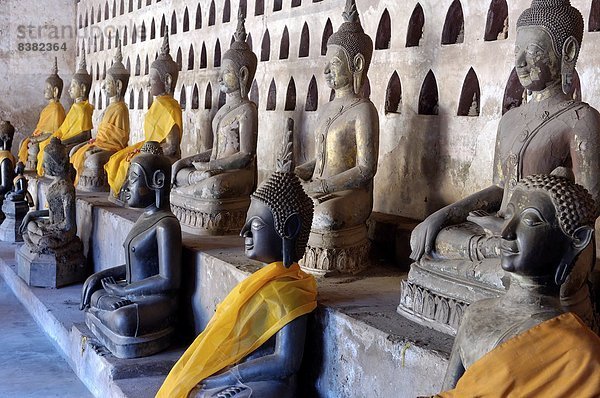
left=251, top=119, right=314, bottom=262
left=44, top=137, right=70, bottom=176
left=107, top=35, right=130, bottom=97
left=73, top=52, right=92, bottom=98
left=223, top=12, right=257, bottom=95
left=131, top=141, right=171, bottom=208
left=518, top=173, right=597, bottom=238
left=46, top=57, right=64, bottom=99
left=151, top=27, right=179, bottom=88
left=517, top=0, right=584, bottom=58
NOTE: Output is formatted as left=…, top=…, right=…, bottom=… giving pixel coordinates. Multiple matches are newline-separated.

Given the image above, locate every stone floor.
left=0, top=277, right=92, bottom=398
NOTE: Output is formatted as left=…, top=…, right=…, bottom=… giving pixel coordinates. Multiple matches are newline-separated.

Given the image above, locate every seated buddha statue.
left=157, top=120, right=317, bottom=398
left=18, top=57, right=66, bottom=171
left=80, top=141, right=182, bottom=359
left=37, top=53, right=94, bottom=176
left=71, top=37, right=130, bottom=191
left=400, top=0, right=600, bottom=334
left=105, top=28, right=182, bottom=200
left=171, top=14, right=257, bottom=235
left=295, top=0, right=379, bottom=275
left=439, top=174, right=600, bottom=397
left=5, top=162, right=33, bottom=205
left=0, top=121, right=16, bottom=204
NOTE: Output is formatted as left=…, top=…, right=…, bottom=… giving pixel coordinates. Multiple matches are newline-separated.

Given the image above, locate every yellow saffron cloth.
left=71, top=101, right=130, bottom=186
left=104, top=95, right=182, bottom=195
left=0, top=150, right=15, bottom=169
left=18, top=101, right=66, bottom=163
left=37, top=100, right=94, bottom=175
left=156, top=262, right=318, bottom=398
left=438, top=312, right=600, bottom=398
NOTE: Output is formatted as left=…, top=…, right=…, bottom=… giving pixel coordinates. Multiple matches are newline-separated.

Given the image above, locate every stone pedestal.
left=17, top=238, right=86, bottom=288
left=300, top=224, right=371, bottom=276
left=77, top=167, right=109, bottom=192
left=0, top=200, right=30, bottom=242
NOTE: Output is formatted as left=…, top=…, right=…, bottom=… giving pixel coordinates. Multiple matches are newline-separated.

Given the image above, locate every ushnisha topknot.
left=251, top=119, right=314, bottom=261
left=516, top=0, right=584, bottom=58
left=107, top=34, right=130, bottom=97
left=151, top=26, right=179, bottom=87
left=46, top=57, right=64, bottom=99
left=73, top=51, right=92, bottom=97
left=222, top=12, right=258, bottom=93
left=140, top=140, right=164, bottom=156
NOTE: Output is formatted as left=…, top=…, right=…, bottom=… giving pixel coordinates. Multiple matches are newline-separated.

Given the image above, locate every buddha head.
left=516, top=0, right=583, bottom=95
left=325, top=0, right=373, bottom=96
left=149, top=28, right=178, bottom=97
left=121, top=141, right=171, bottom=210
left=104, top=36, right=129, bottom=100
left=241, top=119, right=313, bottom=267
left=15, top=161, right=25, bottom=177
left=43, top=137, right=70, bottom=178
left=220, top=13, right=257, bottom=99
left=44, top=57, right=63, bottom=101
left=70, top=52, right=92, bottom=100
left=501, top=173, right=596, bottom=287
left=0, top=120, right=15, bottom=152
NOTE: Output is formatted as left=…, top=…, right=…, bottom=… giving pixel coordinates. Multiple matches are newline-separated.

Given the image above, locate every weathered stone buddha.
left=399, top=0, right=600, bottom=334
left=157, top=120, right=317, bottom=398
left=18, top=57, right=66, bottom=171
left=170, top=14, right=258, bottom=235
left=295, top=0, right=379, bottom=275
left=17, top=138, right=85, bottom=288
left=105, top=29, right=182, bottom=200
left=37, top=54, right=94, bottom=176
left=0, top=162, right=33, bottom=243
left=439, top=174, right=600, bottom=397
left=71, top=37, right=130, bottom=191
left=80, top=141, right=182, bottom=359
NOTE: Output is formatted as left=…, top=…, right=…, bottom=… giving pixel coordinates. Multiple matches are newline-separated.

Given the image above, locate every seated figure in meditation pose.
left=170, top=13, right=258, bottom=235
left=400, top=0, right=600, bottom=334
left=294, top=0, right=379, bottom=275
left=157, top=120, right=317, bottom=398
left=104, top=29, right=182, bottom=200
left=438, top=174, right=600, bottom=397
left=0, top=121, right=16, bottom=204
left=6, top=162, right=33, bottom=206
left=18, top=57, right=66, bottom=170
left=71, top=37, right=130, bottom=191
left=80, top=141, right=182, bottom=359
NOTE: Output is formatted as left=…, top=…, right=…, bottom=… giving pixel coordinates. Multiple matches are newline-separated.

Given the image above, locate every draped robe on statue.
left=18, top=101, right=66, bottom=163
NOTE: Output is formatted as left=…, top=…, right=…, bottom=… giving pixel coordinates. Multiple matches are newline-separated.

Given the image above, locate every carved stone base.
left=300, top=224, right=370, bottom=276
left=17, top=238, right=86, bottom=288
left=0, top=200, right=29, bottom=242
left=170, top=193, right=250, bottom=236
left=85, top=311, right=174, bottom=359
left=77, top=168, right=109, bottom=192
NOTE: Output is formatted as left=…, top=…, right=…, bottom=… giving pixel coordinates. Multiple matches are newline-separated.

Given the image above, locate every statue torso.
left=211, top=100, right=255, bottom=160
left=47, top=178, right=74, bottom=226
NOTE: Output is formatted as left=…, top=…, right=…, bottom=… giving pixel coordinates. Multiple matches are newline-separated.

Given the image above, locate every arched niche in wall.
left=102, top=62, right=106, bottom=79
left=128, top=0, right=133, bottom=12
left=273, top=0, right=282, bottom=12
left=192, top=84, right=199, bottom=110
left=135, top=55, right=141, bottom=76
left=160, top=15, right=166, bottom=37
left=209, top=0, right=216, bottom=26
left=120, top=0, right=124, bottom=15
left=123, top=26, right=128, bottom=45
left=140, top=21, right=146, bottom=41
left=79, top=14, right=82, bottom=29
left=171, top=11, right=178, bottom=34
left=128, top=89, right=134, bottom=109
left=144, top=54, right=149, bottom=75
left=239, top=0, right=247, bottom=18
left=266, top=79, right=277, bottom=111
left=150, top=18, right=156, bottom=39
left=255, top=0, right=264, bottom=16
left=137, top=0, right=142, bottom=10
left=484, top=0, right=508, bottom=41
left=98, top=6, right=102, bottom=22
left=375, top=9, right=391, bottom=50
left=180, top=86, right=187, bottom=110
left=502, top=67, right=524, bottom=115
left=249, top=79, right=259, bottom=106
left=214, top=39, right=221, bottom=67
left=218, top=91, right=226, bottom=109
left=100, top=35, right=104, bottom=51
left=91, top=7, right=95, bottom=24
left=183, top=7, right=190, bottom=31
left=406, top=3, right=424, bottom=47
left=292, top=0, right=301, bottom=7
left=105, top=92, right=110, bottom=108
left=176, top=47, right=182, bottom=71
left=385, top=71, right=401, bottom=114
left=299, top=23, right=310, bottom=58
left=137, top=88, right=144, bottom=109
left=205, top=83, right=213, bottom=109
left=92, top=92, right=96, bottom=109
left=305, top=75, right=318, bottom=111
left=590, top=0, right=600, bottom=32
left=195, top=4, right=202, bottom=29
left=230, top=35, right=235, bottom=46
left=441, top=0, right=464, bottom=45
left=247, top=33, right=253, bottom=51
left=200, top=43, right=207, bottom=68
left=285, top=77, right=296, bottom=111
left=261, top=30, right=270, bottom=61
left=188, top=45, right=195, bottom=70
left=321, top=18, right=333, bottom=55
left=418, top=70, right=439, bottom=115
left=112, top=0, right=116, bottom=18
left=147, top=90, right=153, bottom=109
left=125, top=57, right=130, bottom=73
left=94, top=35, right=98, bottom=52
left=457, top=67, right=481, bottom=116
left=108, top=31, right=113, bottom=49
left=104, top=1, right=109, bottom=21
left=98, top=91, right=103, bottom=110
left=223, top=0, right=231, bottom=23
left=280, top=27, right=290, bottom=59
left=132, top=24, right=137, bottom=44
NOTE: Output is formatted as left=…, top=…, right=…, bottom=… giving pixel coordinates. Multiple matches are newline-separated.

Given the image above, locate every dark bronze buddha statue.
left=80, top=141, right=182, bottom=358
left=0, top=121, right=16, bottom=203
left=0, top=162, right=33, bottom=242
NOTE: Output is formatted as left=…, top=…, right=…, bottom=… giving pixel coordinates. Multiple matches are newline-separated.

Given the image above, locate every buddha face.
left=324, top=45, right=352, bottom=91
left=42, top=153, right=65, bottom=178
left=102, top=75, right=118, bottom=98
left=121, top=163, right=154, bottom=208
left=219, top=59, right=241, bottom=95
left=515, top=27, right=561, bottom=92
left=44, top=82, right=57, bottom=100
left=69, top=79, right=85, bottom=100
left=149, top=68, right=170, bottom=96
left=241, top=200, right=283, bottom=264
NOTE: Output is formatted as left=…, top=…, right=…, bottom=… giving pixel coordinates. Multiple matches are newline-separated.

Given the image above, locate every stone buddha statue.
left=156, top=120, right=317, bottom=398
left=0, top=121, right=16, bottom=204
left=399, top=0, right=600, bottom=334
left=18, top=57, right=66, bottom=171
left=105, top=28, right=182, bottom=200
left=295, top=0, right=379, bottom=275
left=440, top=174, right=600, bottom=396
left=171, top=14, right=258, bottom=235
left=80, top=141, right=182, bottom=358
left=71, top=37, right=130, bottom=192
left=37, top=54, right=94, bottom=176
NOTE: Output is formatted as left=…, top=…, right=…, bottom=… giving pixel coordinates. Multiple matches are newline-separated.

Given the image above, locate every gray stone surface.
left=0, top=200, right=29, bottom=242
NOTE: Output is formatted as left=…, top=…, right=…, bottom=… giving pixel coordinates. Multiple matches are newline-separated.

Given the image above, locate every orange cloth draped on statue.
left=104, top=95, right=182, bottom=196
left=0, top=150, right=16, bottom=169
left=37, top=100, right=94, bottom=175
left=18, top=101, right=66, bottom=163
left=438, top=312, right=600, bottom=398
left=71, top=101, right=130, bottom=186
left=155, top=262, right=318, bottom=398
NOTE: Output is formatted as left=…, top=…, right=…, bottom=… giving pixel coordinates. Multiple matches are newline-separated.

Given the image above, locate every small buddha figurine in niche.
left=439, top=174, right=600, bottom=397
left=295, top=0, right=379, bottom=275
left=71, top=37, right=130, bottom=191
left=80, top=141, right=182, bottom=359
left=0, top=121, right=16, bottom=203
left=18, top=57, right=66, bottom=171
left=157, top=120, right=316, bottom=398
left=37, top=53, right=94, bottom=176
left=400, top=0, right=600, bottom=334
left=170, top=13, right=257, bottom=235
left=104, top=28, right=182, bottom=200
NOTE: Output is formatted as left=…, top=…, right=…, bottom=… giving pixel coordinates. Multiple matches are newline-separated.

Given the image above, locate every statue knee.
left=109, top=307, right=138, bottom=337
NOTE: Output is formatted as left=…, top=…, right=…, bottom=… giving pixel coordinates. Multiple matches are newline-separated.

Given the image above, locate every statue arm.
left=441, top=335, right=465, bottom=391
left=570, top=109, right=600, bottom=205
left=295, top=159, right=316, bottom=181
left=62, top=130, right=91, bottom=146
left=20, top=209, right=50, bottom=234
left=161, top=125, right=181, bottom=158
left=30, top=132, right=53, bottom=144
left=60, top=192, right=77, bottom=232
left=80, top=264, right=127, bottom=310
left=69, top=141, right=88, bottom=158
